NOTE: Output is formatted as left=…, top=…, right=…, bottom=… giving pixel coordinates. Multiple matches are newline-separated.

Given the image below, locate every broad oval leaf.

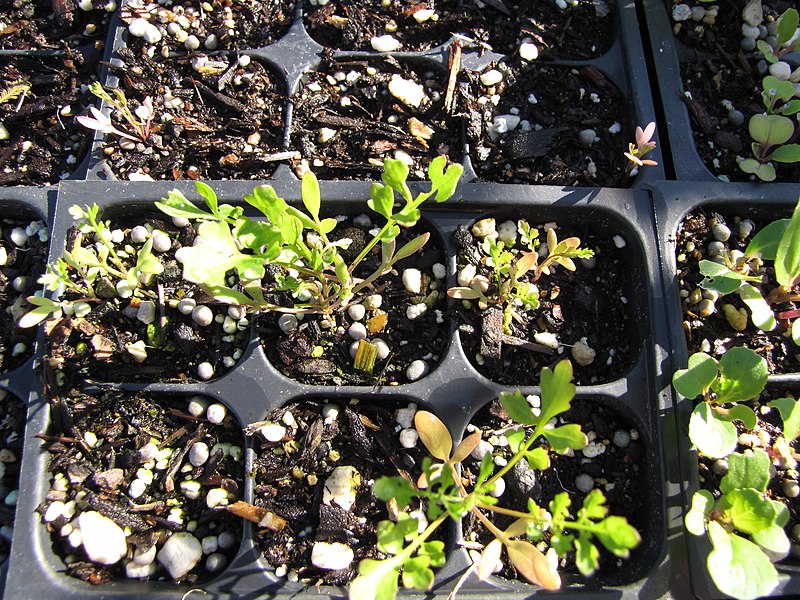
left=770, top=144, right=800, bottom=163
left=688, top=403, right=738, bottom=459
left=720, top=449, right=771, bottom=494
left=672, top=352, right=718, bottom=399
left=707, top=522, right=779, bottom=600
left=594, top=516, right=641, bottom=558
left=752, top=524, right=790, bottom=561
left=451, top=431, right=482, bottom=464
left=156, top=190, right=212, bottom=220
left=476, top=539, right=503, bottom=581
left=775, top=195, right=800, bottom=288
left=301, top=170, right=321, bottom=221
left=745, top=218, right=788, bottom=260
left=725, top=404, right=757, bottom=431
left=715, top=347, right=768, bottom=404
left=685, top=489, right=714, bottom=536
left=737, top=284, right=776, bottom=331
left=18, top=305, right=58, bottom=328
left=768, top=396, right=800, bottom=441
left=505, top=539, right=561, bottom=590
left=368, top=183, right=395, bottom=220
left=698, top=260, right=745, bottom=294
left=777, top=8, right=800, bottom=45
left=720, top=488, right=778, bottom=535
left=414, top=411, right=452, bottom=461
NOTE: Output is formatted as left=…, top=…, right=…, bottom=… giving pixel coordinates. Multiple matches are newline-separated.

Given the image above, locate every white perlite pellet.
left=158, top=532, right=203, bottom=579
left=371, top=35, right=401, bottom=52
left=197, top=362, right=214, bottom=381
left=406, top=359, right=428, bottom=381
left=399, top=428, right=419, bottom=448
left=480, top=69, right=503, bottom=86
left=206, top=403, right=227, bottom=424
left=388, top=75, right=426, bottom=109
left=402, top=268, right=424, bottom=294
left=575, top=473, right=595, bottom=493
left=311, top=542, right=354, bottom=570
left=79, top=511, right=127, bottom=565
left=189, top=442, right=210, bottom=466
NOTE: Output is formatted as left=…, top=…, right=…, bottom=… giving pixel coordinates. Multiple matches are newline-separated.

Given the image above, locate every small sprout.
left=0, top=80, right=30, bottom=105
left=624, top=122, right=658, bottom=175
left=77, top=82, right=154, bottom=143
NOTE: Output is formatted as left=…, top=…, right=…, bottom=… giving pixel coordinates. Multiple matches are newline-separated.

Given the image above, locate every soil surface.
left=38, top=390, right=243, bottom=584
left=259, top=215, right=448, bottom=386
left=97, top=48, right=285, bottom=180
left=464, top=63, right=632, bottom=187
left=676, top=208, right=800, bottom=373
left=0, top=0, right=113, bottom=50
left=252, top=398, right=431, bottom=586
left=453, top=219, right=638, bottom=386
left=121, top=0, right=295, bottom=52
left=46, top=212, right=248, bottom=383
left=290, top=56, right=460, bottom=180
left=303, top=0, right=615, bottom=59
left=1, top=216, right=48, bottom=372
left=0, top=390, right=25, bottom=566
left=463, top=398, right=649, bottom=585
left=672, top=0, right=800, bottom=183
left=0, top=52, right=99, bottom=185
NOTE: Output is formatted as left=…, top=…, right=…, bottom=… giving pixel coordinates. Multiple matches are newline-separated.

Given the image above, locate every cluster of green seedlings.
left=689, top=195, right=800, bottom=346
left=673, top=346, right=800, bottom=600
left=350, top=359, right=640, bottom=600
left=20, top=157, right=462, bottom=377
left=738, top=8, right=800, bottom=181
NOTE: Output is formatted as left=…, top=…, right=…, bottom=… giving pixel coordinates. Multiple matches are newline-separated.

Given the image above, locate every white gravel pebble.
left=480, top=69, right=503, bottom=87
left=347, top=304, right=366, bottom=321
left=613, top=430, right=631, bottom=448
left=457, top=264, right=477, bottom=287
left=218, top=531, right=237, bottom=550
left=202, top=536, right=219, bottom=555
left=432, top=263, right=446, bottom=279
left=177, top=298, right=196, bottom=315
left=490, top=477, right=506, bottom=498
left=613, top=234, right=626, bottom=248
left=399, top=428, right=419, bottom=448
left=197, top=362, right=214, bottom=381
left=363, top=294, right=383, bottom=309
left=260, top=423, right=286, bottom=442
left=79, top=511, right=128, bottom=565
left=158, top=532, right=203, bottom=579
left=769, top=61, right=792, bottom=81
left=388, top=75, right=426, bottom=109
left=189, top=442, right=210, bottom=467
left=206, top=488, right=229, bottom=508
left=311, top=542, right=354, bottom=570
left=191, top=305, right=214, bottom=326
left=130, top=225, right=148, bottom=244
left=322, top=404, right=340, bottom=424
left=402, top=268, right=424, bottom=294
left=471, top=218, right=496, bottom=238
left=180, top=480, right=202, bottom=500
left=575, top=473, right=595, bottom=493
left=371, top=34, right=401, bottom=52
left=185, top=35, right=201, bottom=51
left=136, top=301, right=156, bottom=324
left=323, top=466, right=360, bottom=512
left=188, top=397, right=207, bottom=417
left=126, top=560, right=157, bottom=579
left=571, top=338, right=596, bottom=366
left=128, top=479, right=147, bottom=499
left=395, top=404, right=417, bottom=429
left=578, top=129, right=597, bottom=146
left=205, top=553, right=227, bottom=573
left=133, top=544, right=157, bottom=566
left=372, top=338, right=390, bottom=360
left=152, top=233, right=171, bottom=253
left=10, top=228, right=28, bottom=246
left=206, top=403, right=227, bottom=424
left=348, top=322, right=367, bottom=341
left=406, top=303, right=427, bottom=320
left=405, top=359, right=429, bottom=381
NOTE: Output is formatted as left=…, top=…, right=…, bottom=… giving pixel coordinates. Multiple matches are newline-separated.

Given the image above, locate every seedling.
left=76, top=81, right=154, bottom=143
left=738, top=113, right=800, bottom=182
left=0, top=80, right=29, bottom=105
left=155, top=156, right=463, bottom=322
left=18, top=204, right=163, bottom=328
left=351, top=360, right=640, bottom=600
left=624, top=122, right=658, bottom=175
left=697, top=196, right=800, bottom=341
left=447, top=222, right=593, bottom=333
left=756, top=8, right=800, bottom=66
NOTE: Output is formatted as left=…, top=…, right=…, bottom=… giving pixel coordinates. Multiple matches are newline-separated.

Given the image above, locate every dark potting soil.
left=98, top=48, right=285, bottom=180
left=464, top=63, right=632, bottom=187
left=0, top=0, right=113, bottom=50
left=251, top=398, right=432, bottom=586
left=46, top=214, right=248, bottom=383
left=121, top=0, right=295, bottom=52
left=259, top=216, right=448, bottom=386
left=0, top=391, right=25, bottom=566
left=289, top=56, right=461, bottom=181
left=677, top=209, right=800, bottom=374
left=453, top=222, right=636, bottom=386
left=1, top=217, right=48, bottom=373
left=303, top=0, right=615, bottom=60
left=463, top=398, right=648, bottom=585
left=38, top=390, right=243, bottom=584
left=0, top=52, right=99, bottom=186
left=672, top=0, right=800, bottom=183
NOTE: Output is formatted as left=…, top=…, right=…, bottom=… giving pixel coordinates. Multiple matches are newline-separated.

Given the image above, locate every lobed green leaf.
left=707, top=522, right=779, bottom=600
left=720, top=449, right=771, bottom=494
left=688, top=402, right=738, bottom=459
left=685, top=490, right=714, bottom=536
left=714, top=347, right=768, bottom=404
left=672, top=352, right=718, bottom=400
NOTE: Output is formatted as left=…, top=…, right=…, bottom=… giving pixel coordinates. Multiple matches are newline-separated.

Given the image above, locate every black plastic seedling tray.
left=653, top=179, right=800, bottom=598
left=1, top=179, right=679, bottom=598
left=81, top=0, right=664, bottom=188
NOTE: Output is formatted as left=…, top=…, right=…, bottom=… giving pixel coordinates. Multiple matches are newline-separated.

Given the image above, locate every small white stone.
left=218, top=531, right=237, bottom=550
left=457, top=263, right=477, bottom=286
left=180, top=480, right=202, bottom=500
left=136, top=301, right=156, bottom=325
left=79, top=511, right=128, bottom=565
left=348, top=322, right=367, bottom=341
left=126, top=560, right=158, bottom=579
left=578, top=129, right=597, bottom=146
left=10, top=227, right=28, bottom=246
left=128, top=479, right=147, bottom=499
left=205, top=552, right=227, bottom=573
left=133, top=544, right=157, bottom=566
left=399, top=428, right=419, bottom=448
left=158, top=532, right=203, bottom=579
left=432, top=263, right=446, bottom=279
left=519, top=42, right=539, bottom=61
left=497, top=220, right=517, bottom=245
left=347, top=304, right=366, bottom=321
left=322, top=404, right=340, bottom=424
left=471, top=440, right=493, bottom=460
left=395, top=404, right=417, bottom=429
left=490, top=477, right=506, bottom=498
left=480, top=69, right=503, bottom=87
left=575, top=473, right=595, bottom=493
left=712, top=223, right=731, bottom=242
left=206, top=488, right=229, bottom=508
left=189, top=442, right=210, bottom=467
left=152, top=232, right=171, bottom=253
left=406, top=359, right=429, bottom=382
left=128, top=17, right=150, bottom=38
left=413, top=8, right=435, bottom=22
left=363, top=294, right=383, bottom=310
left=192, top=305, right=214, bottom=326
left=388, top=74, right=426, bottom=109
left=769, top=61, right=792, bottom=81
left=278, top=314, right=298, bottom=334
left=672, top=4, right=691, bottom=21
left=323, top=466, right=360, bottom=512
left=613, top=430, right=631, bottom=448
left=44, top=501, right=67, bottom=523
left=188, top=397, right=208, bottom=418
left=471, top=218, right=496, bottom=239
left=204, top=34, right=219, bottom=50
left=311, top=542, right=354, bottom=570
left=260, top=423, right=286, bottom=442
left=533, top=332, right=559, bottom=349
left=371, top=34, right=401, bottom=52
left=143, top=22, right=162, bottom=44
left=406, top=303, right=427, bottom=320
left=202, top=536, right=219, bottom=555
left=185, top=35, right=201, bottom=51
left=177, top=298, right=196, bottom=315
left=571, top=338, right=596, bottom=366
left=612, top=234, right=626, bottom=248
left=582, top=441, right=606, bottom=458
left=197, top=362, right=214, bottom=381
left=206, top=403, right=227, bottom=425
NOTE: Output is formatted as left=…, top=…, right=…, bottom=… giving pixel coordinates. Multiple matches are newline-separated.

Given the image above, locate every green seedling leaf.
left=319, top=217, right=338, bottom=234
left=18, top=303, right=59, bottom=328
left=428, top=156, right=463, bottom=202
left=381, top=158, right=411, bottom=199
left=451, top=431, right=482, bottom=464
left=574, top=534, right=599, bottom=576
left=738, top=284, right=776, bottom=331
left=725, top=404, right=758, bottom=430
left=372, top=476, right=417, bottom=509
left=580, top=489, right=609, bottom=520
left=402, top=556, right=435, bottom=590
left=350, top=558, right=400, bottom=600
left=750, top=114, right=794, bottom=146
left=714, top=347, right=768, bottom=404
left=522, top=446, right=550, bottom=471
left=768, top=396, right=800, bottom=440
left=689, top=402, right=738, bottom=459
left=721, top=449, right=771, bottom=494
left=353, top=339, right=378, bottom=374
left=377, top=518, right=417, bottom=555
left=594, top=516, right=641, bottom=558
left=135, top=238, right=164, bottom=275
left=707, top=521, right=779, bottom=600
left=505, top=539, right=561, bottom=589
left=672, top=352, right=718, bottom=399
left=499, top=390, right=539, bottom=426
left=393, top=204, right=421, bottom=228
left=699, top=259, right=746, bottom=294
left=414, top=411, right=452, bottom=461
left=195, top=181, right=219, bottom=216
left=762, top=76, right=796, bottom=105
left=205, top=285, right=253, bottom=306
left=757, top=39, right=777, bottom=63
left=685, top=490, right=714, bottom=536
left=419, top=540, right=445, bottom=568
left=179, top=220, right=265, bottom=285
left=156, top=190, right=215, bottom=220
left=542, top=424, right=587, bottom=454
left=752, top=524, right=790, bottom=559
left=538, top=359, right=576, bottom=425
left=233, top=219, right=281, bottom=254
left=392, top=233, right=429, bottom=264
left=746, top=219, right=788, bottom=259
left=771, top=144, right=800, bottom=163
left=775, top=196, right=800, bottom=288
left=777, top=8, right=799, bottom=45
left=368, top=183, right=395, bottom=220
left=720, top=488, right=778, bottom=535
left=301, top=170, right=321, bottom=222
